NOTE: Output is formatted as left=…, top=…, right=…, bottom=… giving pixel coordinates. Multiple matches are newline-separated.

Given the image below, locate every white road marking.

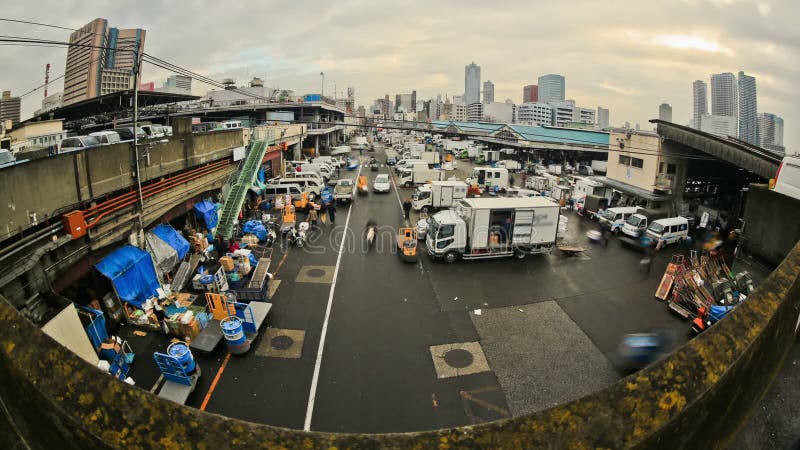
left=303, top=163, right=361, bottom=431
left=389, top=165, right=409, bottom=226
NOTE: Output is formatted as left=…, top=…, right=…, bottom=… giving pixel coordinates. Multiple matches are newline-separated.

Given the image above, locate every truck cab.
left=426, top=210, right=468, bottom=263
left=599, top=207, right=642, bottom=233
left=622, top=213, right=651, bottom=238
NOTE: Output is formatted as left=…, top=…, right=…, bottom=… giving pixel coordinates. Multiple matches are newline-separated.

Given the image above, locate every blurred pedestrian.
left=308, top=207, right=319, bottom=229
left=402, top=199, right=412, bottom=219
left=327, top=201, right=337, bottom=224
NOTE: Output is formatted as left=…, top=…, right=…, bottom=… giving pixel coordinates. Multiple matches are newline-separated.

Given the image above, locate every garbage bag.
left=242, top=220, right=267, bottom=241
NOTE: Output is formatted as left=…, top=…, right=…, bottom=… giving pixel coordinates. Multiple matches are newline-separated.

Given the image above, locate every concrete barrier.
left=1, top=241, right=798, bottom=449
left=0, top=129, right=243, bottom=242
left=744, top=184, right=800, bottom=266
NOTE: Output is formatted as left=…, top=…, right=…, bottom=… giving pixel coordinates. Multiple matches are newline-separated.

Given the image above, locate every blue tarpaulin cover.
left=95, top=245, right=161, bottom=309
left=194, top=200, right=218, bottom=230
left=151, top=224, right=190, bottom=260
left=242, top=220, right=267, bottom=241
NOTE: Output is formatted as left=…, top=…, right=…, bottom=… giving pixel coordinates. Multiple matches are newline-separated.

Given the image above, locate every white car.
left=373, top=174, right=391, bottom=193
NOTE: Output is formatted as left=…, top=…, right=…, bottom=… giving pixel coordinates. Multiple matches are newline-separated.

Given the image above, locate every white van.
left=285, top=172, right=325, bottom=185
left=646, top=217, right=689, bottom=247
left=89, top=131, right=122, bottom=145
left=298, top=163, right=332, bottom=180
left=262, top=183, right=303, bottom=200
left=221, top=120, right=243, bottom=130
left=773, top=154, right=800, bottom=201
left=272, top=177, right=323, bottom=196
left=599, top=207, right=642, bottom=233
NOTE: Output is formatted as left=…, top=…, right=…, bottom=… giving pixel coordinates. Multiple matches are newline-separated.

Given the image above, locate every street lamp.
left=320, top=72, right=324, bottom=97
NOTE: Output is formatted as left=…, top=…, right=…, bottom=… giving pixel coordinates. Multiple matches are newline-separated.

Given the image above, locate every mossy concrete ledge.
left=1, top=241, right=799, bottom=449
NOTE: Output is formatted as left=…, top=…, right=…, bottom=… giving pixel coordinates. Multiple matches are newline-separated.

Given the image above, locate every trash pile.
left=654, top=250, right=755, bottom=335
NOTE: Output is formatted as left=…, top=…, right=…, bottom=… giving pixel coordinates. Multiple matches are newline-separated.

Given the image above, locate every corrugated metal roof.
left=508, top=125, right=609, bottom=146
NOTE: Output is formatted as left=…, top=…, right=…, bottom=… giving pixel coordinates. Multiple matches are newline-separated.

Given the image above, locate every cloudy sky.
left=1, top=0, right=797, bottom=148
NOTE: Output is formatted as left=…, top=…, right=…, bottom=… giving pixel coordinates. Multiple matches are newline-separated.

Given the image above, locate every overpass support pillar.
left=293, top=142, right=301, bottom=160
left=315, top=136, right=319, bottom=155
left=326, top=134, right=330, bottom=150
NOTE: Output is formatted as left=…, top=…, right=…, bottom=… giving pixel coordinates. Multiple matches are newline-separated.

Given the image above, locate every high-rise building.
left=738, top=71, right=759, bottom=145
left=658, top=103, right=673, bottom=122
left=483, top=81, right=494, bottom=104
left=692, top=80, right=708, bottom=129
left=523, top=85, right=538, bottom=103
left=467, top=103, right=483, bottom=122
left=64, top=18, right=146, bottom=106
left=699, top=114, right=737, bottom=138
left=549, top=100, right=575, bottom=127
left=34, top=92, right=63, bottom=116
left=758, top=112, right=785, bottom=154
left=0, top=91, right=22, bottom=126
left=537, top=74, right=565, bottom=103
left=159, top=75, right=192, bottom=94
left=465, top=63, right=481, bottom=105
left=710, top=72, right=737, bottom=119
left=452, top=96, right=467, bottom=121
left=515, top=102, right=553, bottom=126
left=597, top=107, right=610, bottom=129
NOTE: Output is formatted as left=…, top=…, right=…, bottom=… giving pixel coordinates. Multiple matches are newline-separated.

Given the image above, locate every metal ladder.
left=217, top=140, right=271, bottom=239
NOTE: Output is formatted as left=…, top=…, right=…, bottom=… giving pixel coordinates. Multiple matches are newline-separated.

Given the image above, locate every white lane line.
left=303, top=163, right=361, bottom=431
left=389, top=167, right=408, bottom=227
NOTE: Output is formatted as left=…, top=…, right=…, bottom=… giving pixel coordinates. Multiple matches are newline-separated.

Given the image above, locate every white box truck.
left=591, top=160, right=608, bottom=174
left=426, top=197, right=560, bottom=262
left=421, top=152, right=441, bottom=165
left=466, top=167, right=509, bottom=191
left=412, top=181, right=468, bottom=213
left=398, top=167, right=447, bottom=187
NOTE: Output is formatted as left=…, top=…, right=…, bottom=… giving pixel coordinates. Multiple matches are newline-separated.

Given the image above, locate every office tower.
left=658, top=103, right=673, bottom=122
left=0, top=91, right=21, bottom=126
left=483, top=81, right=494, bottom=104
left=692, top=80, right=707, bottom=129
left=523, top=85, right=538, bottom=103
left=758, top=112, right=785, bottom=154
left=465, top=62, right=481, bottom=105
left=738, top=71, right=759, bottom=145
left=63, top=18, right=146, bottom=106
left=597, top=107, right=610, bottom=129
left=710, top=72, right=738, bottom=118
left=537, top=74, right=565, bottom=103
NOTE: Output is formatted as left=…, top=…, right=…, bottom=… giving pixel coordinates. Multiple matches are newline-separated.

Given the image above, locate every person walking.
left=402, top=199, right=412, bottom=220
left=327, top=201, right=337, bottom=225
left=308, top=206, right=319, bottom=229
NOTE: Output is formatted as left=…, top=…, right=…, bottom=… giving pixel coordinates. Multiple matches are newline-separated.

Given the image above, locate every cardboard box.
left=219, top=256, right=235, bottom=272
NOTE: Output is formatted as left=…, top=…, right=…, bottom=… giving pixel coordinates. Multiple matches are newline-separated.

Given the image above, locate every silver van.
left=89, top=131, right=122, bottom=145
left=272, top=177, right=323, bottom=196
left=262, top=183, right=303, bottom=200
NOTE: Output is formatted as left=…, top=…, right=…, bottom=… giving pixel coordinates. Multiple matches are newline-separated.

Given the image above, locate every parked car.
left=88, top=131, right=122, bottom=145
left=112, top=127, right=146, bottom=141
left=59, top=136, right=101, bottom=153
left=373, top=174, right=391, bottom=193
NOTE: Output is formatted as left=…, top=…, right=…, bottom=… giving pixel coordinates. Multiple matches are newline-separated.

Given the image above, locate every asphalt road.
left=119, top=142, right=772, bottom=434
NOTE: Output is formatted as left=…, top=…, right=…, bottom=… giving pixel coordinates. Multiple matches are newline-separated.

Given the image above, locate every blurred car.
left=373, top=174, right=391, bottom=193
left=415, top=217, right=429, bottom=240
left=386, top=156, right=397, bottom=166
left=59, top=135, right=101, bottom=153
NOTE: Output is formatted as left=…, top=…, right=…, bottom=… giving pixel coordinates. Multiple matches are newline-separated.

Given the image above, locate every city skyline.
left=0, top=1, right=796, bottom=148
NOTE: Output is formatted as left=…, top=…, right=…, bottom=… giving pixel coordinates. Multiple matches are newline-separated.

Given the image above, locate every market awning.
left=151, top=224, right=190, bottom=260
left=95, top=245, right=161, bottom=309
left=593, top=176, right=674, bottom=202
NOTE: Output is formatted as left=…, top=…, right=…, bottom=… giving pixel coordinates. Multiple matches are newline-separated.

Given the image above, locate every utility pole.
left=320, top=72, right=324, bottom=97
left=132, top=45, right=145, bottom=243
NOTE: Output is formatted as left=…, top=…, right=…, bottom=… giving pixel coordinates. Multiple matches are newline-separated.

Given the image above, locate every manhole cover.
left=271, top=335, right=294, bottom=350
left=306, top=269, right=326, bottom=278
left=444, top=348, right=473, bottom=369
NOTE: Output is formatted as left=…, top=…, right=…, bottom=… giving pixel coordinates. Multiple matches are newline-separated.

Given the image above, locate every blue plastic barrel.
left=221, top=316, right=250, bottom=354
left=167, top=341, right=196, bottom=373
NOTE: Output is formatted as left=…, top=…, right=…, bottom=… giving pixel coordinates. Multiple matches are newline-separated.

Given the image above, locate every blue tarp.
left=151, top=224, right=190, bottom=260
left=242, top=220, right=267, bottom=241
left=194, top=200, right=218, bottom=230
left=95, top=245, right=161, bottom=309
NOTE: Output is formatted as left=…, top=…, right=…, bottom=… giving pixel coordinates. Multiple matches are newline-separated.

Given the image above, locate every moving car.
left=373, top=174, right=391, bottom=193
left=334, top=179, right=354, bottom=203
left=386, top=156, right=397, bottom=166
left=88, top=131, right=122, bottom=145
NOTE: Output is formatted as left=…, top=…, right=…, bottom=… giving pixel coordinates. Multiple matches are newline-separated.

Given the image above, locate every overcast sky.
left=1, top=0, right=797, bottom=148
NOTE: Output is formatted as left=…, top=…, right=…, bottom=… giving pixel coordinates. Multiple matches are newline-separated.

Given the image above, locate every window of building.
left=619, top=155, right=631, bottom=165
left=631, top=157, right=644, bottom=169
